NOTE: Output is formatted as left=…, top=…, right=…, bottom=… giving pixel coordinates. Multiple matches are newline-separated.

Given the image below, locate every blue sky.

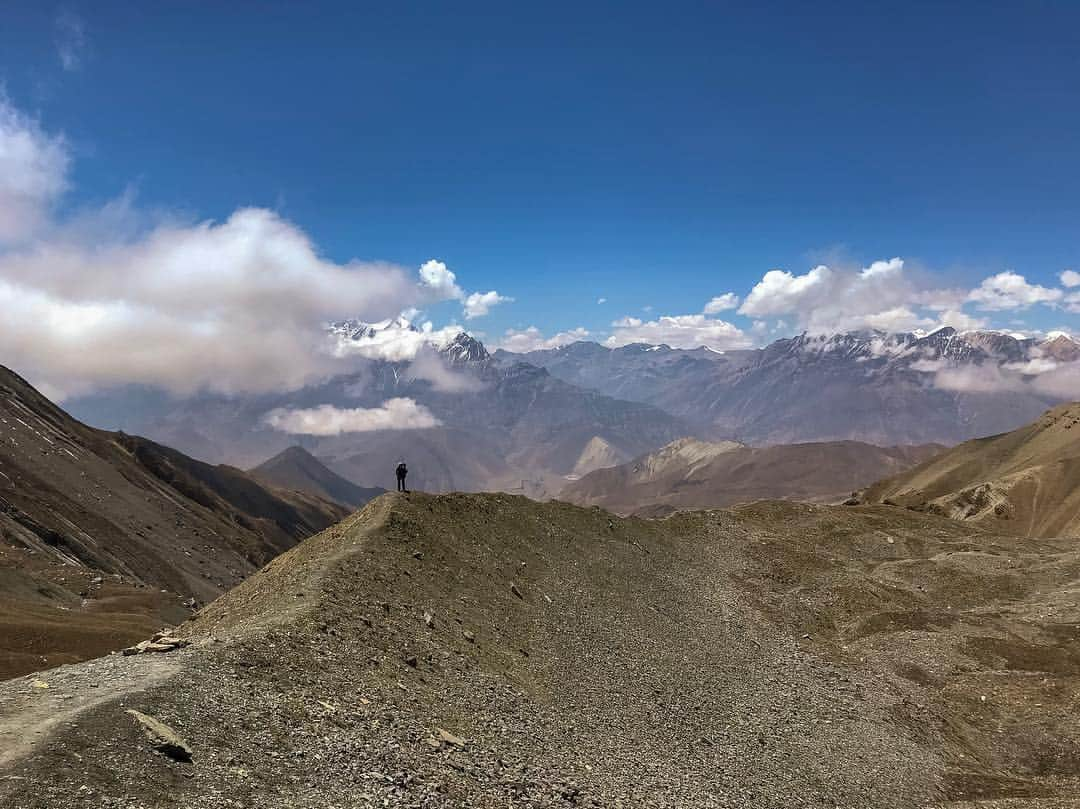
left=0, top=1, right=1079, bottom=393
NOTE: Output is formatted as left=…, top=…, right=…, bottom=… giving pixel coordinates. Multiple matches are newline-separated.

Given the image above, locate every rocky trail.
left=1, top=493, right=1079, bottom=807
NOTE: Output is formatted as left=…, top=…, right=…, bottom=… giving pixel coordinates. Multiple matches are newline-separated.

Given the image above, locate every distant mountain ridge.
left=509, top=327, right=1080, bottom=446
left=560, top=437, right=945, bottom=516
left=251, top=446, right=385, bottom=509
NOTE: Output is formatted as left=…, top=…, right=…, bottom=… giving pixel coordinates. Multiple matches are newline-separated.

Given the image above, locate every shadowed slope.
left=250, top=445, right=385, bottom=509
left=0, top=365, right=346, bottom=678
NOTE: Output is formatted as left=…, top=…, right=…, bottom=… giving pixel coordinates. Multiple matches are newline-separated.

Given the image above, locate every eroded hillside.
left=1, top=493, right=1078, bottom=807
left=865, top=403, right=1080, bottom=537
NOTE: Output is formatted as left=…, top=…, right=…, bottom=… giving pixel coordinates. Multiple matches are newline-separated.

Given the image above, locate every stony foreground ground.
left=1, top=493, right=1079, bottom=808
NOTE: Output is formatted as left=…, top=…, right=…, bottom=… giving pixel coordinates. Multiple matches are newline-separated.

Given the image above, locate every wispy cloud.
left=496, top=326, right=590, bottom=352
left=55, top=9, right=88, bottom=72
left=265, top=399, right=441, bottom=436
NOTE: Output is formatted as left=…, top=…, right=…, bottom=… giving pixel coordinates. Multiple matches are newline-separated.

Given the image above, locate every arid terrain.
left=0, top=366, right=346, bottom=679
left=866, top=403, right=1080, bottom=537
left=561, top=437, right=943, bottom=515
left=1, top=491, right=1079, bottom=807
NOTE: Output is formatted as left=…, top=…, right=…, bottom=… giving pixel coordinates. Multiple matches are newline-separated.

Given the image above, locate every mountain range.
left=512, top=327, right=1080, bottom=446
left=61, top=325, right=1080, bottom=496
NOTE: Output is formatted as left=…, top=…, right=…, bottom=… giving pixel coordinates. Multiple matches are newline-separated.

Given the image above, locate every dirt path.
left=0, top=649, right=182, bottom=770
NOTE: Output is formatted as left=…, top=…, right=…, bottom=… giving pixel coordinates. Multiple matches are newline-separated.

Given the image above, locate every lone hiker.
left=395, top=461, right=409, bottom=493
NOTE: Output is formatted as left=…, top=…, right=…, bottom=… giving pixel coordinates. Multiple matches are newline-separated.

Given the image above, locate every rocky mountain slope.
left=67, top=334, right=690, bottom=495
left=561, top=437, right=943, bottom=515
left=2, top=492, right=1079, bottom=806
left=0, top=366, right=346, bottom=679
left=250, top=446, right=385, bottom=509
left=510, top=328, right=1079, bottom=446
left=864, top=402, right=1080, bottom=537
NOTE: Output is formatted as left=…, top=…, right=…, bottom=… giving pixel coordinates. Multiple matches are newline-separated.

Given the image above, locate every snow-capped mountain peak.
left=440, top=332, right=490, bottom=365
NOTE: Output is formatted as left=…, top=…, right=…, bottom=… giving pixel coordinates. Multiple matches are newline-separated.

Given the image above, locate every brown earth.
left=0, top=365, right=347, bottom=679
left=1, top=492, right=1078, bottom=807
left=561, top=436, right=944, bottom=515
left=865, top=402, right=1080, bottom=537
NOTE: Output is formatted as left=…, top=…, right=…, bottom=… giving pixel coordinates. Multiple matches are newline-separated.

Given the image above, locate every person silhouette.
left=395, top=461, right=408, bottom=493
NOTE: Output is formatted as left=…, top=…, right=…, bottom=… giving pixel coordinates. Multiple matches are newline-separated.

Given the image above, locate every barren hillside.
left=0, top=366, right=346, bottom=679
left=865, top=403, right=1080, bottom=537
left=561, top=437, right=943, bottom=515
left=2, top=493, right=1078, bottom=806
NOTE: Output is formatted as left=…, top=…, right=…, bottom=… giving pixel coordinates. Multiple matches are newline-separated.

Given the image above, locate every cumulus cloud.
left=418, top=259, right=462, bottom=299
left=463, top=290, right=512, bottom=319
left=736, top=257, right=1012, bottom=335
left=703, top=292, right=740, bottom=314
left=597, top=297, right=607, bottom=304
left=55, top=9, right=88, bottom=72
left=605, top=314, right=752, bottom=351
left=0, top=97, right=504, bottom=399
left=967, top=271, right=1063, bottom=311
left=264, top=399, right=440, bottom=436
left=0, top=99, right=69, bottom=244
left=1060, top=270, right=1080, bottom=288
left=418, top=259, right=509, bottom=320
left=496, top=326, right=591, bottom=353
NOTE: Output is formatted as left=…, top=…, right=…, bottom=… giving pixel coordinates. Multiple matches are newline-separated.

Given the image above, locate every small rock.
left=510, top=582, right=524, bottom=600
left=423, top=612, right=435, bottom=628
left=437, top=728, right=466, bottom=747
left=126, top=710, right=193, bottom=762
left=462, top=630, right=476, bottom=643
left=412, top=551, right=424, bottom=560
left=404, top=655, right=418, bottom=668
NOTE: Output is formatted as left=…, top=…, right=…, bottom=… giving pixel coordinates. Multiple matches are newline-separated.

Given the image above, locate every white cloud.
left=736, top=257, right=1014, bottom=335
left=1064, top=291, right=1080, bottom=314
left=605, top=314, right=752, bottom=351
left=967, top=271, right=1063, bottom=311
left=418, top=258, right=509, bottom=320
left=55, top=10, right=88, bottom=72
left=463, top=289, right=512, bottom=319
left=0, top=98, right=507, bottom=399
left=0, top=98, right=69, bottom=244
left=859, top=257, right=904, bottom=278
left=597, top=297, right=607, bottom=304
left=496, top=326, right=590, bottom=353
left=265, top=399, right=441, bottom=435
left=739, top=265, right=833, bottom=319
left=404, top=347, right=485, bottom=393
left=703, top=292, right=740, bottom=314
left=418, top=259, right=462, bottom=300
left=1060, top=270, right=1080, bottom=288
left=333, top=317, right=464, bottom=362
